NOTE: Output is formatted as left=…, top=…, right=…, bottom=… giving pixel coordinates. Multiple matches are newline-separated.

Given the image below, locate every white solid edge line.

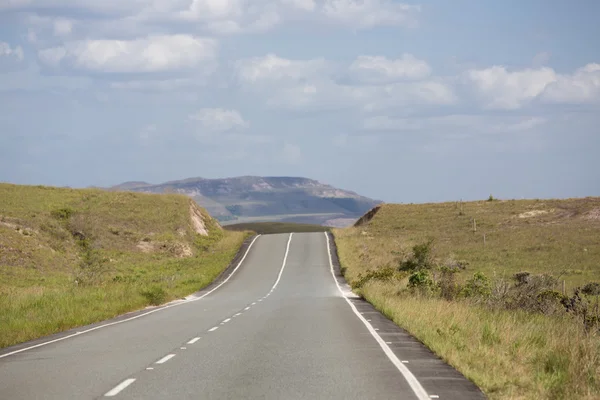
left=104, top=378, right=136, bottom=397
left=155, top=354, right=176, bottom=364
left=269, top=233, right=293, bottom=293
left=187, top=337, right=201, bottom=344
left=0, top=235, right=263, bottom=360
left=323, top=232, right=430, bottom=400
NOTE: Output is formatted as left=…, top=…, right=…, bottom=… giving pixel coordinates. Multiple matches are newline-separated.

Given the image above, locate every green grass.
left=0, top=183, right=248, bottom=348
left=333, top=197, right=600, bottom=400
left=224, top=221, right=331, bottom=234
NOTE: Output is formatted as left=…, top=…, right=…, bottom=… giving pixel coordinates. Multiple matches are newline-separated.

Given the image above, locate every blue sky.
left=0, top=0, right=599, bottom=203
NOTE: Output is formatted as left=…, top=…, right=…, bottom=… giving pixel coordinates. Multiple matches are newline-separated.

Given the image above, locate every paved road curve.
left=0, top=233, right=485, bottom=399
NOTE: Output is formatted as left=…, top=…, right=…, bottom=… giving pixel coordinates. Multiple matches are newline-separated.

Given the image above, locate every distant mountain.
left=108, top=176, right=382, bottom=227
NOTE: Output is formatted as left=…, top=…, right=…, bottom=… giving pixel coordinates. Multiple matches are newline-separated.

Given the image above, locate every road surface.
left=0, top=232, right=485, bottom=399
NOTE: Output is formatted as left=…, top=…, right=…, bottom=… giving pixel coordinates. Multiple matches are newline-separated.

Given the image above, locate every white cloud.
left=38, top=35, right=217, bottom=73
left=0, top=42, right=24, bottom=61
left=237, top=53, right=455, bottom=112
left=541, top=63, right=600, bottom=104
left=467, top=64, right=600, bottom=109
left=349, top=54, right=431, bottom=83
left=467, top=66, right=557, bottom=109
left=236, top=53, right=329, bottom=83
left=321, top=0, right=420, bottom=28
left=189, top=108, right=249, bottom=131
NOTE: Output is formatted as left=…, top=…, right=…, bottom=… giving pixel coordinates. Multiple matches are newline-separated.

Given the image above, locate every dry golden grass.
left=336, top=198, right=600, bottom=289
left=333, top=197, right=600, bottom=399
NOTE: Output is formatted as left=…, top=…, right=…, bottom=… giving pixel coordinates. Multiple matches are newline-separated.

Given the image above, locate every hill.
left=107, top=176, right=381, bottom=227
left=333, top=197, right=600, bottom=399
left=0, top=183, right=247, bottom=348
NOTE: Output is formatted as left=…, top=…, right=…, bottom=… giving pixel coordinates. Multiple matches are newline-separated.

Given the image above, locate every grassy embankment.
left=0, top=183, right=248, bottom=348
left=334, top=198, right=600, bottom=400
left=225, top=221, right=330, bottom=234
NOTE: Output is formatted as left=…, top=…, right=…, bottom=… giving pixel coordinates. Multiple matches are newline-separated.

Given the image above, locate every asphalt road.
left=0, top=232, right=485, bottom=399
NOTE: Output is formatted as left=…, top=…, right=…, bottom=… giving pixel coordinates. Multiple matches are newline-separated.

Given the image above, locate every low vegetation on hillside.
left=224, top=222, right=330, bottom=235
left=0, top=183, right=248, bottom=348
left=334, top=198, right=600, bottom=400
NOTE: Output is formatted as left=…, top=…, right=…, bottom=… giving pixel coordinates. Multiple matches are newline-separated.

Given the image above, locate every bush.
left=582, top=282, right=600, bottom=296
left=461, top=272, right=492, bottom=299
left=140, top=286, right=167, bottom=306
left=51, top=207, right=74, bottom=220
left=438, top=269, right=462, bottom=300
left=399, top=240, right=435, bottom=272
left=408, top=270, right=433, bottom=290
left=352, top=267, right=395, bottom=289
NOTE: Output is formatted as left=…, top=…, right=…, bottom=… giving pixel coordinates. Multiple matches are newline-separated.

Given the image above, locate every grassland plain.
left=224, top=221, right=331, bottom=235
left=0, top=183, right=248, bottom=348
left=333, top=198, right=600, bottom=400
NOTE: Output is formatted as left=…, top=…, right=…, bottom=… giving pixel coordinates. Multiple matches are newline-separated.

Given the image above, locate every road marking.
left=156, top=354, right=175, bottom=364
left=244, top=306, right=251, bottom=311
left=180, top=347, right=186, bottom=350
left=233, top=313, right=242, bottom=317
left=146, top=367, right=154, bottom=370
left=209, top=327, right=219, bottom=332
left=386, top=342, right=392, bottom=344
left=222, top=318, right=231, bottom=323
left=104, top=379, right=136, bottom=397
left=187, top=337, right=201, bottom=344
left=430, top=395, right=439, bottom=399
left=269, top=233, right=293, bottom=293
left=252, top=302, right=256, bottom=305
left=324, top=232, right=430, bottom=400
left=0, top=235, right=263, bottom=360
left=402, top=360, right=409, bottom=363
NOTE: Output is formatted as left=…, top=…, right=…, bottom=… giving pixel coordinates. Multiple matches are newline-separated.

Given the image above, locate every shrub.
left=461, top=272, right=492, bottom=298
left=408, top=270, right=433, bottom=290
left=399, top=240, right=435, bottom=272
left=352, top=267, right=395, bottom=289
left=582, top=282, right=600, bottom=296
left=51, top=207, right=74, bottom=220
left=140, top=286, right=167, bottom=306
left=437, top=269, right=462, bottom=301
left=536, top=290, right=567, bottom=315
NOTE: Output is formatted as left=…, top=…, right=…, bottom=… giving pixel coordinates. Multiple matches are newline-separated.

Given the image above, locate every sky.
left=0, top=0, right=599, bottom=203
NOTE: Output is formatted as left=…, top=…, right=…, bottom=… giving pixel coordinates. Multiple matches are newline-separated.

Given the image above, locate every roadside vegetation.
left=0, top=183, right=248, bottom=348
left=224, top=221, right=331, bottom=234
left=334, top=198, right=600, bottom=399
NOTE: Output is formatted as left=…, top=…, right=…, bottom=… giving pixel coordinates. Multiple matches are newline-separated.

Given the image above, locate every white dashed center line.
left=155, top=354, right=176, bottom=364
left=104, top=379, right=136, bottom=397
left=187, top=337, right=201, bottom=344
left=222, top=318, right=231, bottom=323
left=234, top=313, right=242, bottom=317
left=209, top=327, right=219, bottom=332
left=244, top=306, right=251, bottom=311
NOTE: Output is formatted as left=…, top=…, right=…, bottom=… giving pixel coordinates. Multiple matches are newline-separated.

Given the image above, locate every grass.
left=224, top=221, right=331, bottom=234
left=0, top=183, right=248, bottom=348
left=333, top=198, right=600, bottom=400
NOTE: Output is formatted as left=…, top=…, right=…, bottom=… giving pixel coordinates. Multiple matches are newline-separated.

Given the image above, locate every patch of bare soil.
left=354, top=205, right=382, bottom=227
left=585, top=208, right=600, bottom=221
left=518, top=210, right=549, bottom=218
left=136, top=241, right=154, bottom=253
left=189, top=203, right=209, bottom=236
